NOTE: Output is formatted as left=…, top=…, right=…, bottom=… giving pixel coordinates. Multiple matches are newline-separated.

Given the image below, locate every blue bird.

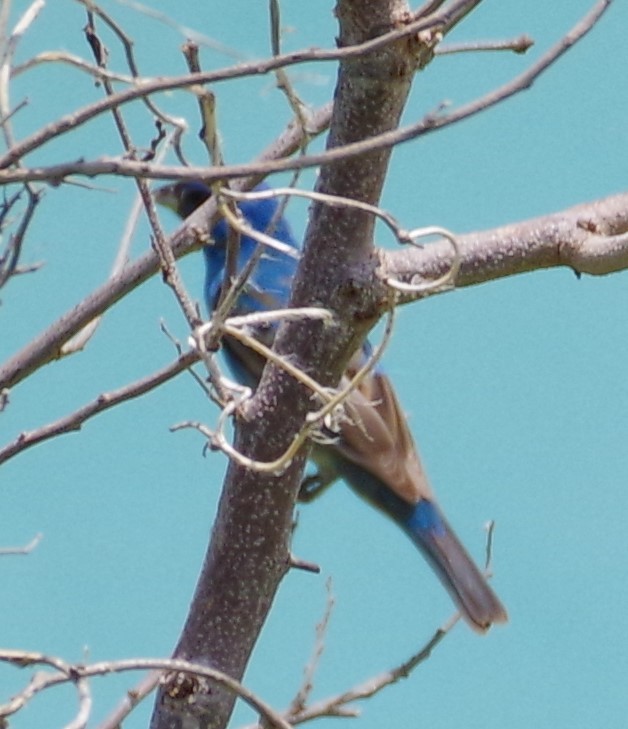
left=155, top=181, right=508, bottom=633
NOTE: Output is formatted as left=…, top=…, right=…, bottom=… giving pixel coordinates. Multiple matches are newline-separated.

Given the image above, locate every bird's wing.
left=333, top=352, right=434, bottom=505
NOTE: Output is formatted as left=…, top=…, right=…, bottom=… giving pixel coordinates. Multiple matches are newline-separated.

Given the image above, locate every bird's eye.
left=183, top=189, right=211, bottom=213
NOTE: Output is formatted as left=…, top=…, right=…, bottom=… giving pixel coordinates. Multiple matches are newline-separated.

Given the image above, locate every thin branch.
left=0, top=8, right=458, bottom=169
left=216, top=193, right=300, bottom=259
left=237, top=600, right=458, bottom=729
left=78, top=0, right=190, bottom=136
left=0, top=305, right=328, bottom=468
left=288, top=555, right=321, bottom=574
left=86, top=8, right=200, bottom=333
left=2, top=185, right=627, bottom=402
left=12, top=50, right=137, bottom=83
left=0, top=650, right=92, bottom=729
left=0, top=0, right=45, bottom=149
left=0, top=0, right=612, bottom=420
left=95, top=671, right=161, bottom=729
left=0, top=652, right=292, bottom=729
left=287, top=578, right=335, bottom=716
left=150, top=200, right=202, bottom=329
left=268, top=0, right=311, bottom=141
left=0, top=2, right=46, bottom=288
left=0, top=184, right=42, bottom=289
left=284, top=624, right=448, bottom=725
left=1, top=0, right=610, bottom=187
left=60, top=126, right=179, bottom=355
left=0, top=103, right=332, bottom=393
left=415, top=0, right=448, bottom=19
left=0, top=350, right=199, bottom=466
left=222, top=186, right=462, bottom=296
left=436, top=34, right=534, bottom=55
left=0, top=532, right=42, bottom=555
left=280, top=518, right=504, bottom=727
left=174, top=308, right=395, bottom=476
left=432, top=0, right=484, bottom=32
left=384, top=225, right=461, bottom=295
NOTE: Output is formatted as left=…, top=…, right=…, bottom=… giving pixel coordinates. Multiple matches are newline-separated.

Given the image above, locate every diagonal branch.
left=0, top=350, right=199, bottom=466
left=383, top=192, right=628, bottom=300
left=0, top=104, right=332, bottom=392
left=0, top=0, right=610, bottom=188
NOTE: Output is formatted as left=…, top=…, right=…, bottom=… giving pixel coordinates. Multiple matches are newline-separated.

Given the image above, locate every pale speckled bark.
left=382, top=192, right=628, bottom=300
left=149, top=2, right=426, bottom=728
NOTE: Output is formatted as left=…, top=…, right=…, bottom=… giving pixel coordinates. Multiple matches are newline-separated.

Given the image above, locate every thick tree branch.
left=150, top=2, right=423, bottom=727
left=3, top=180, right=624, bottom=386
left=383, top=192, right=628, bottom=298
left=0, top=0, right=609, bottom=397
left=0, top=2, right=620, bottom=729
left=151, top=24, right=620, bottom=715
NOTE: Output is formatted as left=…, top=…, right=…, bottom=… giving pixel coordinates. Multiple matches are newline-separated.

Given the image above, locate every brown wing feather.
left=333, top=353, right=433, bottom=505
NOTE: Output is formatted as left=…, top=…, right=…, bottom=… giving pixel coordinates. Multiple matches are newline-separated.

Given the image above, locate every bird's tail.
left=405, top=499, right=507, bottom=633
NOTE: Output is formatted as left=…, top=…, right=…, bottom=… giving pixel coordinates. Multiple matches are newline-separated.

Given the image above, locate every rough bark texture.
left=149, top=2, right=426, bottom=728
left=383, top=192, right=628, bottom=298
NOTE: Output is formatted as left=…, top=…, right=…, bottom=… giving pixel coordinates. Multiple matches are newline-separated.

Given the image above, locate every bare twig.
left=437, top=34, right=534, bottom=55
left=182, top=41, right=225, bottom=168
left=1, top=0, right=610, bottom=188
left=59, top=127, right=178, bottom=355
left=288, top=556, right=321, bottom=574
left=221, top=187, right=462, bottom=296
left=285, top=520, right=506, bottom=727
left=174, top=305, right=395, bottom=477
left=77, top=0, right=189, bottom=136
left=284, top=622, right=449, bottom=725
left=0, top=532, right=42, bottom=555
left=12, top=50, right=137, bottom=83
left=2, top=184, right=627, bottom=402
left=0, top=652, right=292, bottom=729
left=239, top=520, right=503, bottom=729
left=0, top=0, right=45, bottom=148
left=431, top=0, right=484, bottom=32
left=0, top=7, right=465, bottom=169
left=0, top=3, right=45, bottom=289
left=415, top=0, right=448, bottom=20
left=384, top=225, right=461, bottom=295
left=0, top=649, right=92, bottom=729
left=0, top=102, right=332, bottom=393
left=216, top=193, right=300, bottom=259
left=269, top=0, right=311, bottom=142
left=83, top=9, right=200, bottom=331
left=288, top=578, right=335, bottom=716
left=0, top=184, right=42, bottom=289
left=0, top=350, right=199, bottom=466
left=95, top=670, right=161, bottom=729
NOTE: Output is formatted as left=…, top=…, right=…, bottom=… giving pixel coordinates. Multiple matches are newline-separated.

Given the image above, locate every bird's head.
left=153, top=181, right=212, bottom=219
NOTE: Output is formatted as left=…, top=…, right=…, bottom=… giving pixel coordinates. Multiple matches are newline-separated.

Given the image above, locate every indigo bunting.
left=155, top=182, right=507, bottom=633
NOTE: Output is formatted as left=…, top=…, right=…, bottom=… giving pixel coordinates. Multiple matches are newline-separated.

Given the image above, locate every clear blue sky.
left=2, top=1, right=628, bottom=727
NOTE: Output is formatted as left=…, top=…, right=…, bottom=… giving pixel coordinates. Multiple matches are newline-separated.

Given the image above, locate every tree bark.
left=148, top=2, right=432, bottom=727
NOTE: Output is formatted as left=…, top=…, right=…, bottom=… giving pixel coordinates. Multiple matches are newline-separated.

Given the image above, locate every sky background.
left=2, top=1, right=628, bottom=728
